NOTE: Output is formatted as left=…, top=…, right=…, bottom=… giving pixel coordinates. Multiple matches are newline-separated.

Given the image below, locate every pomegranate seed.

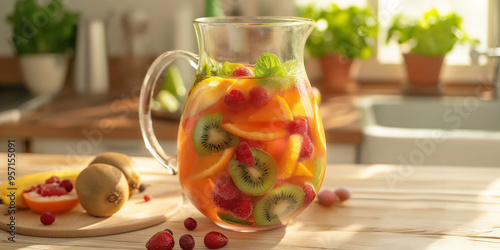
left=59, top=179, right=73, bottom=192
left=144, top=195, right=152, bottom=202
left=40, top=212, right=55, bottom=225
left=45, top=176, right=60, bottom=184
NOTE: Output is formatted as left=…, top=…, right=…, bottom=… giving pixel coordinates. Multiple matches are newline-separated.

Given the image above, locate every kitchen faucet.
left=470, top=47, right=500, bottom=98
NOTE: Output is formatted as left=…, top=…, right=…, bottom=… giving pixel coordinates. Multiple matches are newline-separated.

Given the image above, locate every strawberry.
left=231, top=199, right=252, bottom=220
left=146, top=231, right=175, bottom=250
left=204, top=231, right=228, bottom=249
left=235, top=142, right=255, bottom=167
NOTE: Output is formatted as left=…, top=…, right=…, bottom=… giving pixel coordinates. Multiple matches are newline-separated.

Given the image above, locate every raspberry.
left=287, top=117, right=308, bottom=136
left=144, top=195, right=152, bottom=202
left=204, top=231, right=228, bottom=249
left=45, top=176, right=60, bottom=184
left=317, top=189, right=337, bottom=207
left=248, top=86, right=270, bottom=107
left=59, top=179, right=73, bottom=192
left=212, top=193, right=236, bottom=211
left=214, top=177, right=240, bottom=200
left=139, top=183, right=147, bottom=193
left=179, top=234, right=195, bottom=250
left=40, top=212, right=55, bottom=225
left=235, top=142, right=255, bottom=167
left=231, top=199, right=252, bottom=220
left=163, top=228, right=173, bottom=236
left=146, top=231, right=175, bottom=250
left=232, top=67, right=253, bottom=77
left=299, top=136, right=314, bottom=160
left=39, top=184, right=68, bottom=197
left=302, top=183, right=316, bottom=206
left=184, top=217, right=197, bottom=231
left=223, top=89, right=246, bottom=109
left=335, top=187, right=352, bottom=202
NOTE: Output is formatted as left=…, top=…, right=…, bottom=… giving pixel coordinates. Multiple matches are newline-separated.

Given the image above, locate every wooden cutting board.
left=0, top=173, right=183, bottom=238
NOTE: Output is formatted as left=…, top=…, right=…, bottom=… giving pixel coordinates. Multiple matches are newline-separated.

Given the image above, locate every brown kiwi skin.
left=76, top=163, right=129, bottom=217
left=90, top=152, right=140, bottom=197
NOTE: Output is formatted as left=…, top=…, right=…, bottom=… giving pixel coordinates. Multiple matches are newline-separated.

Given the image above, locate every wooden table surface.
left=1, top=153, right=499, bottom=249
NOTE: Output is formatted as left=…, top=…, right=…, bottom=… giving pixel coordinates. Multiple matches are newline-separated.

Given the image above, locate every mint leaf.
left=283, top=60, right=299, bottom=75
left=254, top=53, right=288, bottom=77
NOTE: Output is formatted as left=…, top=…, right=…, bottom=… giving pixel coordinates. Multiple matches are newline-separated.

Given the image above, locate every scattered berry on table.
left=163, top=228, right=173, bottom=236
left=204, top=231, right=228, bottom=249
left=184, top=217, right=197, bottom=231
left=179, top=234, right=195, bottom=250
left=59, top=179, right=73, bottom=192
left=144, top=195, right=152, bottom=202
left=232, top=67, right=253, bottom=77
left=248, top=86, right=270, bottom=107
left=40, top=212, right=55, bottom=225
left=235, top=142, right=255, bottom=167
left=146, top=231, right=175, bottom=250
left=317, top=189, right=338, bottom=207
left=45, top=176, right=60, bottom=184
left=224, top=89, right=246, bottom=109
left=335, top=187, right=352, bottom=202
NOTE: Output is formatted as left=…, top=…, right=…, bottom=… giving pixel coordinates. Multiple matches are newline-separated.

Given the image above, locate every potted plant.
left=301, top=3, right=378, bottom=92
left=7, top=0, right=80, bottom=96
left=386, top=9, right=477, bottom=88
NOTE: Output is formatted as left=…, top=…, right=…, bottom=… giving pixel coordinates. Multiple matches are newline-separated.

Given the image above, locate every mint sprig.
left=254, top=53, right=288, bottom=78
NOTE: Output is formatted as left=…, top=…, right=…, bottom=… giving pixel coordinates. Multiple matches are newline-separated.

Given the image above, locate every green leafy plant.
left=301, top=3, right=378, bottom=59
left=386, top=9, right=478, bottom=56
left=7, top=0, right=80, bottom=54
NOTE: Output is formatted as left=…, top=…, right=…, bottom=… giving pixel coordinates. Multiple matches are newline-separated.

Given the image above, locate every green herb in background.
left=300, top=3, right=378, bottom=59
left=7, top=0, right=80, bottom=54
left=386, top=8, right=478, bottom=56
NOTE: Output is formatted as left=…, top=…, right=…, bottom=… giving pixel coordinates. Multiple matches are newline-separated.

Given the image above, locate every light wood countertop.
left=1, top=153, right=499, bottom=249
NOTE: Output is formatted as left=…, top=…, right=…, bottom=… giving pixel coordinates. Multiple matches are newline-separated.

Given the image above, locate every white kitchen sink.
left=357, top=95, right=500, bottom=167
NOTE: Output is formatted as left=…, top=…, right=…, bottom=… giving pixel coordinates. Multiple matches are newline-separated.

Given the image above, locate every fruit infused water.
left=177, top=53, right=326, bottom=230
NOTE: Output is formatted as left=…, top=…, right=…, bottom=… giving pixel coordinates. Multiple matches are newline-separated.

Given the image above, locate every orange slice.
left=23, top=191, right=79, bottom=213
left=248, top=96, right=293, bottom=122
left=281, top=134, right=303, bottom=179
left=294, top=162, right=313, bottom=177
left=221, top=122, right=287, bottom=141
left=183, top=78, right=236, bottom=118
left=311, top=101, right=326, bottom=152
left=190, top=148, right=235, bottom=179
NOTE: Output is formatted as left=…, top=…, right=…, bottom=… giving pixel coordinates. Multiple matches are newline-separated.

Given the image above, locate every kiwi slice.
left=193, top=113, right=240, bottom=155
left=312, top=157, right=325, bottom=190
left=217, top=212, right=254, bottom=226
left=254, top=185, right=305, bottom=227
left=229, top=149, right=277, bottom=195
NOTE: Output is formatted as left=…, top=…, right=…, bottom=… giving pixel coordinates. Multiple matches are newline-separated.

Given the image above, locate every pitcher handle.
left=139, top=50, right=199, bottom=175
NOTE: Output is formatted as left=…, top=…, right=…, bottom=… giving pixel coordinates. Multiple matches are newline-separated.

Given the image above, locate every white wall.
left=0, top=0, right=294, bottom=56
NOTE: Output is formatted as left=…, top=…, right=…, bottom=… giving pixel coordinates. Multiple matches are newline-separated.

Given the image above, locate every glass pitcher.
left=139, top=16, right=325, bottom=231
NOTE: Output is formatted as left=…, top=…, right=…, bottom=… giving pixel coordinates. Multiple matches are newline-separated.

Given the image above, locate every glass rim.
left=193, top=16, right=316, bottom=27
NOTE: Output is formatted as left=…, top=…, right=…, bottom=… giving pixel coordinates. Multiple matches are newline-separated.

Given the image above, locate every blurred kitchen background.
left=0, top=0, right=498, bottom=167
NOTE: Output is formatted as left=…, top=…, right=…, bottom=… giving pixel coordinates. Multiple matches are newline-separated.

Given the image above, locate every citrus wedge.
left=281, top=134, right=303, bottom=179
left=248, top=96, right=293, bottom=122
left=311, top=101, right=326, bottom=152
left=23, top=190, right=79, bottom=213
left=294, top=162, right=313, bottom=177
left=190, top=147, right=235, bottom=180
left=221, top=122, right=287, bottom=141
left=183, top=78, right=236, bottom=118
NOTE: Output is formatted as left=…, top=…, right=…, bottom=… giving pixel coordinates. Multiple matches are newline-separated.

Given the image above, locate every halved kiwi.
left=254, top=184, right=305, bottom=227
left=229, top=148, right=277, bottom=195
left=193, top=113, right=240, bottom=155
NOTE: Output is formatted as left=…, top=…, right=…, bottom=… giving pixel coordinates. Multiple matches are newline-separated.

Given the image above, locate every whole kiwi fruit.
left=76, top=163, right=129, bottom=217
left=90, top=152, right=141, bottom=197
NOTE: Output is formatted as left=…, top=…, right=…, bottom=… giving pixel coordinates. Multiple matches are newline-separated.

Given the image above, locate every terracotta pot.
left=319, top=54, right=358, bottom=93
left=403, top=53, right=444, bottom=87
